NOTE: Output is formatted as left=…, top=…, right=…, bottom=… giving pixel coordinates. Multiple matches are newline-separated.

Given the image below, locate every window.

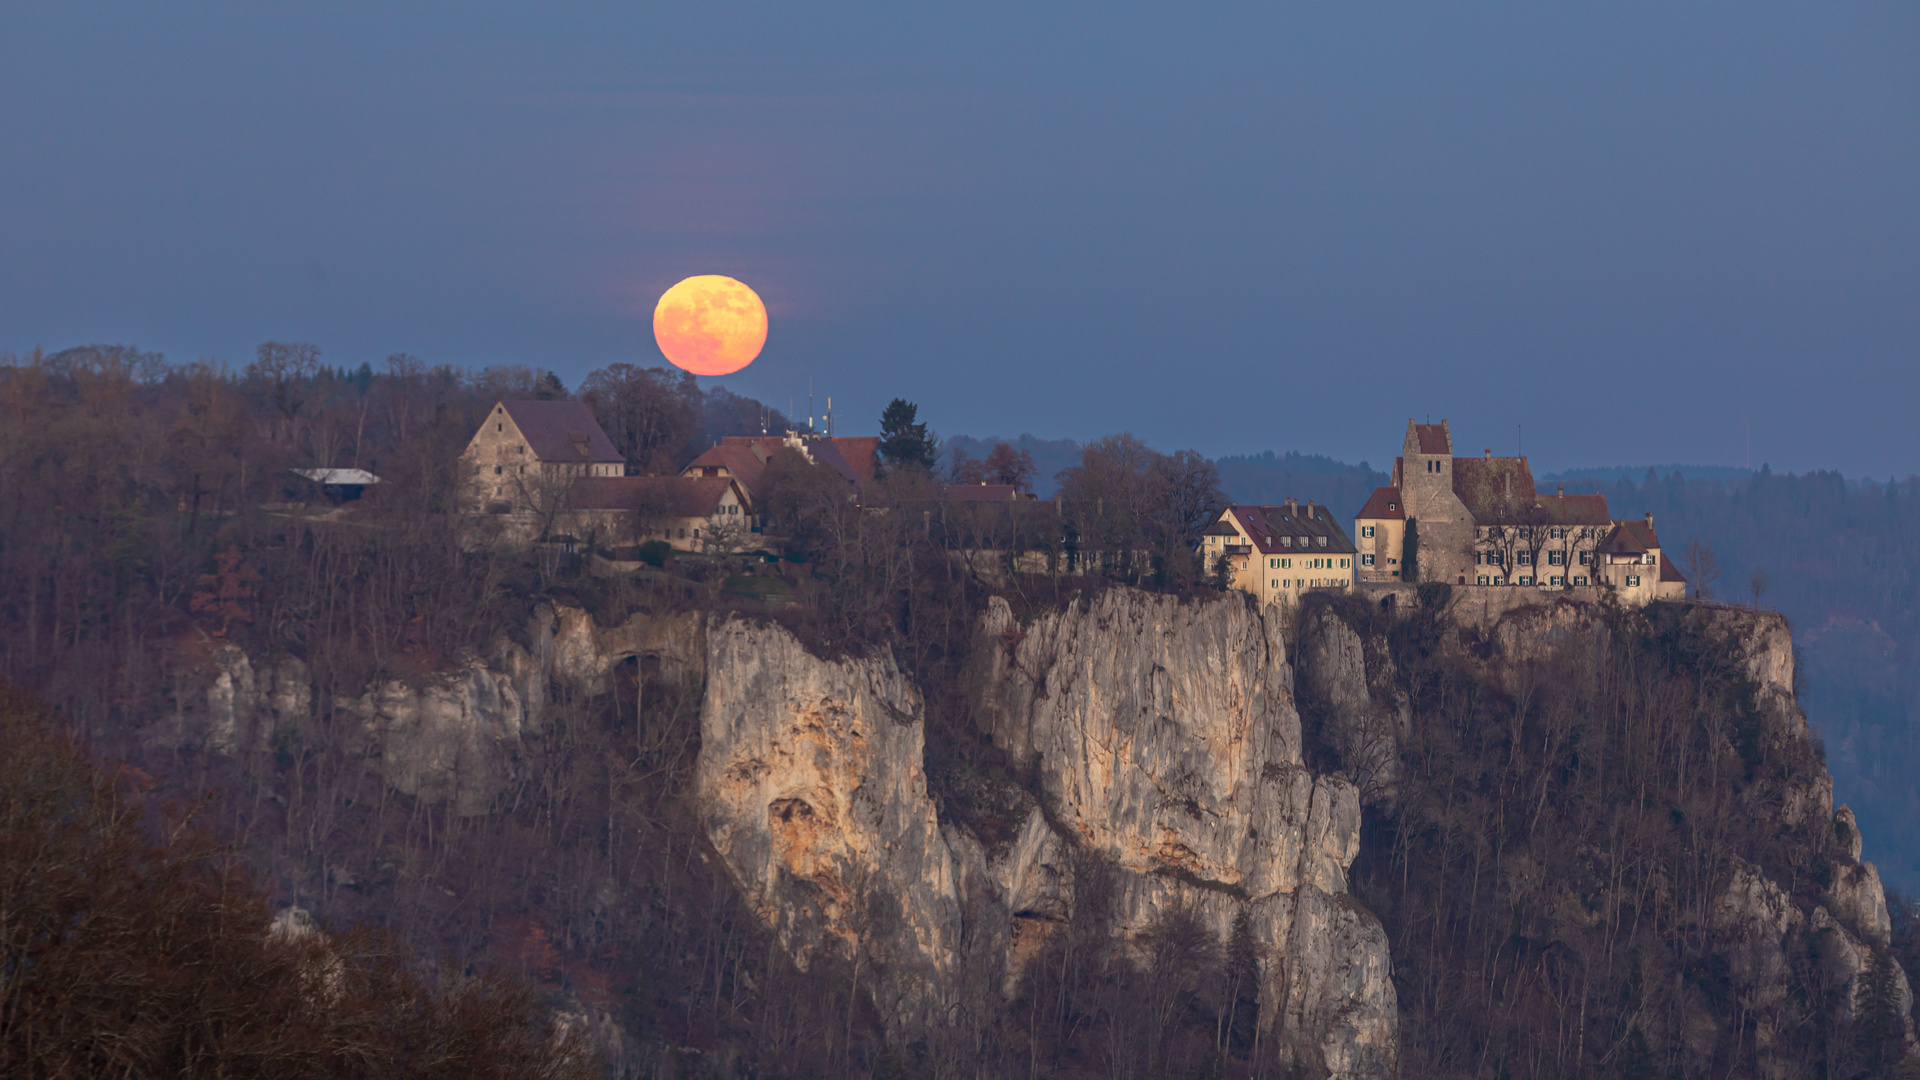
left=1271, top=580, right=1278, bottom=589
left=1627, top=575, right=1641, bottom=587
left=1551, top=576, right=1564, bottom=586
left=1281, top=558, right=1290, bottom=568
left=1573, top=576, right=1588, bottom=585
left=1478, top=575, right=1490, bottom=585
left=1340, top=558, right=1349, bottom=568
left=493, top=465, right=502, bottom=475
left=1493, top=577, right=1505, bottom=586
left=1579, top=551, right=1592, bottom=565
left=1361, top=525, right=1375, bottom=538
left=1317, top=536, right=1327, bottom=547
left=1518, top=576, right=1533, bottom=585
left=1643, top=553, right=1656, bottom=565
left=1362, top=554, right=1375, bottom=566
left=1548, top=551, right=1564, bottom=566
left=1269, top=558, right=1278, bottom=568
left=1281, top=536, right=1292, bottom=547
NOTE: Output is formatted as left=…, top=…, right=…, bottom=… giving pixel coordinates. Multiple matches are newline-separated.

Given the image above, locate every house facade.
left=1202, top=499, right=1357, bottom=606
left=462, top=400, right=625, bottom=512
left=565, top=475, right=752, bottom=553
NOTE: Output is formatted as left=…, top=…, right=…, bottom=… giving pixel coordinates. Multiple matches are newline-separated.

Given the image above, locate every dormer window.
left=1281, top=537, right=1292, bottom=547
left=1317, top=536, right=1328, bottom=548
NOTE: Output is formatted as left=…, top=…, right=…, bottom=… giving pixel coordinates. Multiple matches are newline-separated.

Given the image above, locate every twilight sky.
left=3, top=2, right=1915, bottom=475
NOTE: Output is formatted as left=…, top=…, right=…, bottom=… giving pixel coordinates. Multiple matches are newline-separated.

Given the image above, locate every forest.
left=1, top=344, right=1915, bottom=1078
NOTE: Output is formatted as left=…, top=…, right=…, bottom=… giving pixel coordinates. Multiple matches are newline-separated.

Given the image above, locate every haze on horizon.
left=2, top=1, right=1915, bottom=477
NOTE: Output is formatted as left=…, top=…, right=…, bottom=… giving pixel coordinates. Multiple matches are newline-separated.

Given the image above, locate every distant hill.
left=1214, top=451, right=1388, bottom=519
left=1541, top=463, right=1754, bottom=486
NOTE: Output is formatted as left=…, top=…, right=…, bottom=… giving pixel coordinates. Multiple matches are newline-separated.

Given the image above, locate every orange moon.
left=652, top=275, right=768, bottom=376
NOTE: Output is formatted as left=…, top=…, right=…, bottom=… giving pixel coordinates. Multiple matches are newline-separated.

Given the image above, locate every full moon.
left=652, top=275, right=768, bottom=377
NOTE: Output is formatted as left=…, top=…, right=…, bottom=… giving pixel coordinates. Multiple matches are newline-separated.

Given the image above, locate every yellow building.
left=1594, top=514, right=1688, bottom=604
left=1200, top=499, right=1357, bottom=606
left=1352, top=487, right=1408, bottom=582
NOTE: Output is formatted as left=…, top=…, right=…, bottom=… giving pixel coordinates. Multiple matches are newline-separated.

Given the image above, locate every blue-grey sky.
left=3, top=2, right=1916, bottom=474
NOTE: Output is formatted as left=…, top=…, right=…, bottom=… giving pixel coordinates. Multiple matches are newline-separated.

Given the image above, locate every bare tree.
left=1681, top=538, right=1722, bottom=600
left=1749, top=566, right=1771, bottom=609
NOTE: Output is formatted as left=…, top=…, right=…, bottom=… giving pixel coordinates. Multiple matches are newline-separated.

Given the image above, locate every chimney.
left=1557, top=484, right=1564, bottom=497
left=1645, top=512, right=1654, bottom=529
left=1285, top=497, right=1297, bottom=517
left=1306, top=500, right=1315, bottom=519
left=1485, top=448, right=1492, bottom=458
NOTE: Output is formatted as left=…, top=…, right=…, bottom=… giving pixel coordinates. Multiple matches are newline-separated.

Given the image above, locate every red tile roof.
left=720, top=435, right=860, bottom=483
left=1601, top=518, right=1661, bottom=555
left=1660, top=551, right=1687, bottom=584
left=1413, top=423, right=1451, bottom=455
left=684, top=444, right=769, bottom=504
left=497, top=400, right=623, bottom=464
left=566, top=475, right=735, bottom=517
left=1355, top=486, right=1405, bottom=520
left=830, top=436, right=880, bottom=481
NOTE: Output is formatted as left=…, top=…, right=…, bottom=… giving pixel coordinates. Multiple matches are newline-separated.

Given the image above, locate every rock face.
left=694, top=619, right=963, bottom=1029
left=1294, top=606, right=1407, bottom=808
left=974, top=591, right=1396, bottom=1076
left=696, top=590, right=1399, bottom=1076
left=168, top=605, right=706, bottom=818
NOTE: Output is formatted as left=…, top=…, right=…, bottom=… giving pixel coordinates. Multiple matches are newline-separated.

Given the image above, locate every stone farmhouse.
left=463, top=400, right=624, bottom=511
left=1206, top=418, right=1687, bottom=609
left=463, top=403, right=885, bottom=553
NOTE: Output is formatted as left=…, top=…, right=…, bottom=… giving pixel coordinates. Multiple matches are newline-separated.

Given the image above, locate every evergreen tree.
left=877, top=398, right=937, bottom=473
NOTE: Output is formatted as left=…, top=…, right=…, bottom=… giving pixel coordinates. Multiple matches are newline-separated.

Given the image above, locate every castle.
left=1210, top=419, right=1687, bottom=608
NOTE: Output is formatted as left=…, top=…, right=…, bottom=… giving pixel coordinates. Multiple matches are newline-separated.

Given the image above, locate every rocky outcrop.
left=340, top=660, right=527, bottom=815
left=974, top=590, right=1395, bottom=1076
left=168, top=605, right=706, bottom=817
left=692, top=591, right=1398, bottom=1076
left=1294, top=606, right=1407, bottom=807
left=694, top=618, right=963, bottom=1029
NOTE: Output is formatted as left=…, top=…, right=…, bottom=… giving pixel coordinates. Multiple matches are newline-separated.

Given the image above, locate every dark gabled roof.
left=1355, top=486, right=1404, bottom=520
left=939, top=484, right=1025, bottom=502
left=1413, top=423, right=1451, bottom=455
left=1451, top=456, right=1537, bottom=522
left=566, top=476, right=735, bottom=517
left=1446, top=454, right=1613, bottom=526
left=1660, top=552, right=1687, bottom=584
left=684, top=444, right=769, bottom=503
left=1201, top=520, right=1241, bottom=537
left=1221, top=503, right=1357, bottom=555
left=1526, top=491, right=1612, bottom=526
left=1601, top=518, right=1661, bottom=555
left=497, top=400, right=623, bottom=464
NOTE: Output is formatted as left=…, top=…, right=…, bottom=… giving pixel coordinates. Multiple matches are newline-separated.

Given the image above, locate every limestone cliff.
left=153, top=585, right=1908, bottom=1078
left=695, top=590, right=1398, bottom=1077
